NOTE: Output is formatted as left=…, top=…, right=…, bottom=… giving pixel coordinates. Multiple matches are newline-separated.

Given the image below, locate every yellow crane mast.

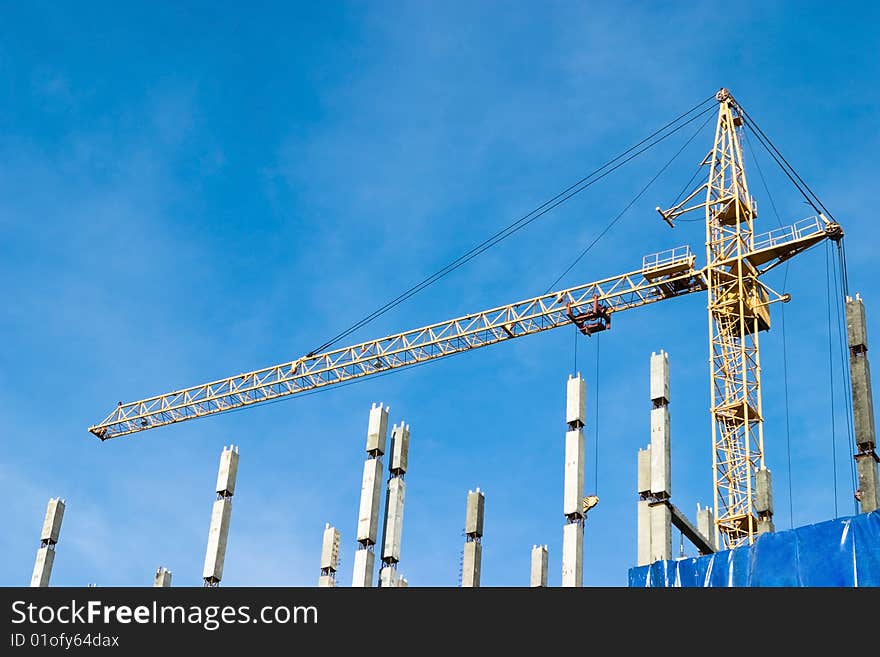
left=89, top=89, right=843, bottom=551
left=658, top=88, right=841, bottom=548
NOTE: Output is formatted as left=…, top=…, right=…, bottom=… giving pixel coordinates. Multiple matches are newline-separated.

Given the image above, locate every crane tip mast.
left=88, top=88, right=847, bottom=549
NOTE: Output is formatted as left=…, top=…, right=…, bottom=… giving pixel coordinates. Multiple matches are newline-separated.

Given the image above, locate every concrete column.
left=755, top=467, right=775, bottom=534
left=203, top=445, right=238, bottom=587
left=353, top=403, right=388, bottom=587
left=318, top=523, right=341, bottom=587
left=637, top=351, right=674, bottom=567
left=636, top=499, right=652, bottom=567
left=31, top=548, right=55, bottom=588
left=465, top=488, right=485, bottom=536
left=648, top=503, right=672, bottom=562
left=645, top=351, right=673, bottom=562
left=847, top=294, right=880, bottom=513
left=378, top=419, right=409, bottom=587
left=566, top=371, right=587, bottom=428
left=650, top=408, right=671, bottom=498
left=530, top=545, right=548, bottom=587
left=379, top=567, right=400, bottom=588
left=30, top=498, right=65, bottom=587
left=366, top=402, right=390, bottom=457
left=856, top=457, right=880, bottom=512
left=154, top=567, right=172, bottom=587
left=561, top=523, right=583, bottom=587
left=389, top=423, right=410, bottom=476
left=636, top=444, right=652, bottom=566
left=203, top=498, right=233, bottom=585
left=697, top=505, right=717, bottom=552
left=637, top=446, right=652, bottom=498
left=351, top=549, right=375, bottom=588
left=357, top=459, right=383, bottom=545
left=461, top=542, right=482, bottom=588
left=651, top=349, right=672, bottom=499
left=562, top=374, right=586, bottom=588
left=461, top=488, right=485, bottom=588
left=381, top=477, right=406, bottom=564
left=649, top=351, right=671, bottom=499
left=564, top=429, right=585, bottom=518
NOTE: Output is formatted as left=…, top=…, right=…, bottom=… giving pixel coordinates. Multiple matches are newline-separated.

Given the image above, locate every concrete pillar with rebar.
left=461, top=488, right=484, bottom=588
left=562, top=373, right=586, bottom=587
left=755, top=468, right=775, bottom=534
left=30, top=498, right=65, bottom=587
left=153, top=567, right=172, bottom=587
left=847, top=294, right=880, bottom=513
left=318, top=523, right=341, bottom=587
left=530, top=544, right=548, bottom=587
left=203, top=445, right=239, bottom=587
left=352, top=403, right=388, bottom=587
left=378, top=421, right=409, bottom=587
left=648, top=351, right=673, bottom=560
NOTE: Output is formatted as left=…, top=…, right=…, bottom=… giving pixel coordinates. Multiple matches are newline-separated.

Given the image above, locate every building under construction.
left=25, top=89, right=880, bottom=588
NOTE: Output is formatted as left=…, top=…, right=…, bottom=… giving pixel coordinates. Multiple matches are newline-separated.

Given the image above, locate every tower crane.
left=89, top=89, right=844, bottom=550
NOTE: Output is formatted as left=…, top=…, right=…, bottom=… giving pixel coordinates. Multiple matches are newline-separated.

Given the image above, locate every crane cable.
left=742, top=103, right=857, bottom=517
left=544, top=107, right=716, bottom=292
left=832, top=243, right=859, bottom=513
left=745, top=129, right=795, bottom=528
left=553, top=107, right=716, bottom=502
left=826, top=242, right=840, bottom=518
left=780, top=286, right=794, bottom=528
left=572, top=328, right=600, bottom=498
left=207, top=101, right=717, bottom=421
left=573, top=324, right=601, bottom=498
left=594, top=334, right=600, bottom=497
left=307, top=96, right=718, bottom=356
left=743, top=132, right=783, bottom=229
left=746, top=106, right=850, bottom=296
left=739, top=107, right=834, bottom=220
left=666, top=161, right=705, bottom=213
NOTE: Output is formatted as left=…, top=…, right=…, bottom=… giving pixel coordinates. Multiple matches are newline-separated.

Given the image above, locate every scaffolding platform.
left=629, top=510, right=880, bottom=587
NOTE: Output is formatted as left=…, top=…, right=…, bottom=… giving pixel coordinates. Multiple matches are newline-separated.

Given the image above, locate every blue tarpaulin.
left=629, top=510, right=880, bottom=587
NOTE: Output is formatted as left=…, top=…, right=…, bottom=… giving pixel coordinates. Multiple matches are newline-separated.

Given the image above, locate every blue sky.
left=1, top=2, right=878, bottom=587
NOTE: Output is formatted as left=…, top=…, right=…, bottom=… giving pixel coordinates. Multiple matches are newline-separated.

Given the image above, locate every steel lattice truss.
left=658, top=89, right=843, bottom=549
left=90, top=266, right=705, bottom=439
left=706, top=94, right=765, bottom=549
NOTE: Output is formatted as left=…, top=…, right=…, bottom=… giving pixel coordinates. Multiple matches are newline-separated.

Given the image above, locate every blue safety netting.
left=628, top=510, right=880, bottom=587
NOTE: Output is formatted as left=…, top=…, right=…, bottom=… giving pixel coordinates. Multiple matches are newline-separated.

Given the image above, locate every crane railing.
left=752, top=215, right=824, bottom=252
